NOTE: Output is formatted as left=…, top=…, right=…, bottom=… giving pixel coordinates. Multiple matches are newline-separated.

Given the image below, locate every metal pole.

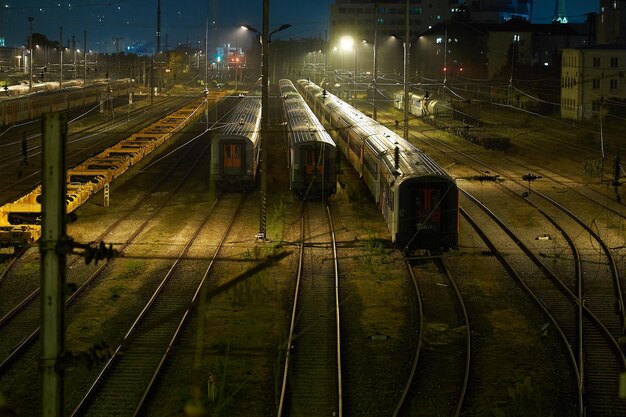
left=373, top=4, right=378, bottom=120
left=59, top=27, right=63, bottom=88
left=205, top=18, right=209, bottom=88
left=28, top=16, right=33, bottom=93
left=353, top=46, right=357, bottom=105
left=83, top=31, right=87, bottom=85
left=403, top=0, right=409, bottom=140
left=259, top=0, right=269, bottom=240
left=40, top=112, right=68, bottom=417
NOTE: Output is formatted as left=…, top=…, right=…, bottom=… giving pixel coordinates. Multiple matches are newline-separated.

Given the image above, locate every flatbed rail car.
left=0, top=96, right=207, bottom=248
left=297, top=79, right=459, bottom=251
left=210, top=94, right=262, bottom=191
left=279, top=79, right=337, bottom=199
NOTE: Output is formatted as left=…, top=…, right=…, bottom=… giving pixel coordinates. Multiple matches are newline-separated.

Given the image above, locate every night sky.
left=0, top=0, right=600, bottom=52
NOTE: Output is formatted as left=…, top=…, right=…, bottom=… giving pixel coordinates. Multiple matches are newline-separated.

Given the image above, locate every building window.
left=611, top=57, right=619, bottom=67
left=593, top=56, right=600, bottom=67
left=610, top=79, right=618, bottom=90
left=592, top=79, right=600, bottom=89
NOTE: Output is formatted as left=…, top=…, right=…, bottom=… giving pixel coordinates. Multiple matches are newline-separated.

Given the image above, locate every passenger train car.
left=210, top=95, right=262, bottom=191
left=298, top=79, right=458, bottom=250
left=0, top=78, right=133, bottom=127
left=279, top=79, right=337, bottom=198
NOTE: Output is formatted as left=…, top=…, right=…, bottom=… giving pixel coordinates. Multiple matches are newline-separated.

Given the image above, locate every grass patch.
left=112, top=260, right=144, bottom=281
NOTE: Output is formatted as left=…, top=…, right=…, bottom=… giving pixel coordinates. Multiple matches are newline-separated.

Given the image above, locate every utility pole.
left=403, top=0, right=409, bottom=140
left=113, top=37, right=122, bottom=78
left=259, top=0, right=269, bottom=241
left=59, top=27, right=63, bottom=88
left=72, top=35, right=76, bottom=80
left=83, top=31, right=87, bottom=85
left=205, top=18, right=209, bottom=88
left=40, top=112, right=68, bottom=417
left=28, top=16, right=33, bottom=93
left=373, top=3, right=378, bottom=121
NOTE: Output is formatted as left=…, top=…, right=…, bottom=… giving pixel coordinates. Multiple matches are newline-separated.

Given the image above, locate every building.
left=558, top=1, right=626, bottom=120
left=561, top=45, right=626, bottom=119
left=327, top=0, right=547, bottom=76
left=596, top=0, right=626, bottom=46
left=328, top=0, right=456, bottom=74
left=418, top=18, right=590, bottom=81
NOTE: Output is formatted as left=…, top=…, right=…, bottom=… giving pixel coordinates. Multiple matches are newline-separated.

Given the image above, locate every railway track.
left=370, top=103, right=626, bottom=414
left=70, top=193, right=246, bottom=416
left=461, top=188, right=626, bottom=415
left=0, top=128, right=210, bottom=376
left=393, top=257, right=470, bottom=417
left=278, top=200, right=341, bottom=416
left=405, top=117, right=624, bottom=311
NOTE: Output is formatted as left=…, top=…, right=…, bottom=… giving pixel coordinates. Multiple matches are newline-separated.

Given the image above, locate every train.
left=298, top=79, right=459, bottom=251
left=394, top=91, right=454, bottom=118
left=0, top=96, right=207, bottom=248
left=393, top=90, right=510, bottom=150
left=279, top=79, right=337, bottom=199
left=210, top=94, right=262, bottom=191
left=0, top=78, right=134, bottom=127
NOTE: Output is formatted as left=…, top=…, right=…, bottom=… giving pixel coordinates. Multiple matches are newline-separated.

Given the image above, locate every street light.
left=242, top=16, right=291, bottom=241
left=340, top=35, right=355, bottom=104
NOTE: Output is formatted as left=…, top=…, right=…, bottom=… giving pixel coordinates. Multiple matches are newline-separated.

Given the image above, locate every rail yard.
left=0, top=74, right=625, bottom=417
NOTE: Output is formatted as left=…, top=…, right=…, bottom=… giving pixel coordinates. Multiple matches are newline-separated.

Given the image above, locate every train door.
left=416, top=188, right=441, bottom=228
left=304, top=147, right=322, bottom=175
left=222, top=142, right=242, bottom=176
left=300, top=145, right=323, bottom=192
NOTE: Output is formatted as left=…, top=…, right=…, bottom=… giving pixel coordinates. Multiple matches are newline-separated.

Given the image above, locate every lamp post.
left=242, top=17, right=290, bottom=241
left=59, top=27, right=63, bottom=88
left=340, top=35, right=355, bottom=104
left=392, top=0, right=415, bottom=140
left=28, top=16, right=33, bottom=93
left=403, top=0, right=409, bottom=140
left=373, top=4, right=379, bottom=120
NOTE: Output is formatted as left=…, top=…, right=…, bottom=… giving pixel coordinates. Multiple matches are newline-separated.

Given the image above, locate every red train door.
left=223, top=143, right=242, bottom=175
left=305, top=148, right=321, bottom=174
left=416, top=188, right=441, bottom=226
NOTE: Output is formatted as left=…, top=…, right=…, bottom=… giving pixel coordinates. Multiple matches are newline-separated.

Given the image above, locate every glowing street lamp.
left=340, top=35, right=357, bottom=104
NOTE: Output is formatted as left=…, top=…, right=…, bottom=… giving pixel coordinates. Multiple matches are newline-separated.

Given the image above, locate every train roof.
left=280, top=79, right=335, bottom=148
left=297, top=80, right=453, bottom=181
left=217, top=95, right=262, bottom=140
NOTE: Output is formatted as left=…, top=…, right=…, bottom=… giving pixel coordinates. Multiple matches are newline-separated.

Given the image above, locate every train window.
left=364, top=155, right=377, bottom=179
left=349, top=136, right=361, bottom=155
